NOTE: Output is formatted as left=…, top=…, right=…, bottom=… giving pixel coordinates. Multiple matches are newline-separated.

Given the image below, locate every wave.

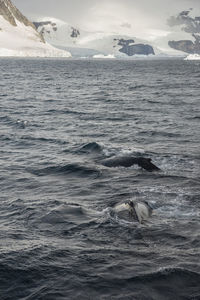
left=0, top=115, right=13, bottom=123
left=30, top=163, right=101, bottom=178
left=139, top=130, right=181, bottom=138
left=128, top=84, right=147, bottom=90
left=0, top=134, right=13, bottom=142
left=0, top=262, right=199, bottom=300
left=40, top=203, right=100, bottom=226
left=21, top=135, right=68, bottom=145
left=120, top=267, right=200, bottom=283
left=186, top=115, right=200, bottom=120
left=87, top=267, right=200, bottom=299
left=78, top=142, right=103, bottom=154
left=46, top=108, right=88, bottom=116
left=28, top=203, right=104, bottom=236
left=0, top=115, right=29, bottom=129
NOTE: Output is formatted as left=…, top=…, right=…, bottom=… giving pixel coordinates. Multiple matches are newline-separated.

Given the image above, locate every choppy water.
left=0, top=58, right=200, bottom=300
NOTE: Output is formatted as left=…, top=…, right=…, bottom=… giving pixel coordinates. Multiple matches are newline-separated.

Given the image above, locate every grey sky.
left=13, top=0, right=200, bottom=32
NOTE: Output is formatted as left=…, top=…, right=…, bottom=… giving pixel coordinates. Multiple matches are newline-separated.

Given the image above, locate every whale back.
left=102, top=156, right=138, bottom=168
left=102, top=156, right=160, bottom=171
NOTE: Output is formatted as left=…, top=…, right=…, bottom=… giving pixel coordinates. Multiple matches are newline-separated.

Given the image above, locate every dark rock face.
left=168, top=10, right=200, bottom=54
left=34, top=21, right=80, bottom=40
left=168, top=39, right=200, bottom=54
left=113, top=38, right=154, bottom=56
left=33, top=21, right=58, bottom=34
left=71, top=27, right=80, bottom=38
left=114, top=38, right=135, bottom=47
left=0, top=0, right=44, bottom=42
left=119, top=43, right=155, bottom=56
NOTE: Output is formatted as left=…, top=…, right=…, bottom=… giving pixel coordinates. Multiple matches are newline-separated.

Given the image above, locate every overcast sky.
left=13, top=0, right=200, bottom=34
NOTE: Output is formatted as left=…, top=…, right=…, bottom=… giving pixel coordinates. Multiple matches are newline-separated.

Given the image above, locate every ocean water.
left=0, top=58, right=200, bottom=300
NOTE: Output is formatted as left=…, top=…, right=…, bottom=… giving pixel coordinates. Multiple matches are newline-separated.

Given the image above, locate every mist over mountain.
left=12, top=0, right=200, bottom=31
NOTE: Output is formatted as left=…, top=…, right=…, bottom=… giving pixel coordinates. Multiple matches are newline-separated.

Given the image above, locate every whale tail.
left=113, top=200, right=153, bottom=223
left=128, top=200, right=152, bottom=223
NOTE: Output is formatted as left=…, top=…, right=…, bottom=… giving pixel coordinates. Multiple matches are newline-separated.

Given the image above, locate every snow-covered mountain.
left=33, top=9, right=200, bottom=58
left=33, top=17, right=158, bottom=58
left=0, top=0, right=71, bottom=57
left=1, top=0, right=199, bottom=58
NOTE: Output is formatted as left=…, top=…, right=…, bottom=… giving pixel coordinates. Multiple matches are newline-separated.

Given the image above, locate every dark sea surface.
left=0, top=58, right=200, bottom=300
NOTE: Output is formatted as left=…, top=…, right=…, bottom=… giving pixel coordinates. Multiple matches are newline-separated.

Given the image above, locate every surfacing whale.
left=113, top=200, right=153, bottom=223
left=102, top=156, right=160, bottom=172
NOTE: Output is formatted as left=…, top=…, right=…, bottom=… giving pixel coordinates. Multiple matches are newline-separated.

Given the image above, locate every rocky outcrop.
left=168, top=10, right=200, bottom=54
left=114, top=38, right=154, bottom=56
left=120, top=43, right=154, bottom=56
left=33, top=21, right=58, bottom=34
left=114, top=38, right=135, bottom=47
left=34, top=20, right=80, bottom=41
left=0, top=0, right=44, bottom=42
left=168, top=38, right=200, bottom=54
left=71, top=27, right=80, bottom=38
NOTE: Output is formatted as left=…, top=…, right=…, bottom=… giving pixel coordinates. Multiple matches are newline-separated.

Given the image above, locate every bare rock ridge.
left=0, top=0, right=44, bottom=42
left=168, top=9, right=200, bottom=54
left=168, top=37, right=200, bottom=54
left=33, top=21, right=80, bottom=40
left=33, top=21, right=58, bottom=35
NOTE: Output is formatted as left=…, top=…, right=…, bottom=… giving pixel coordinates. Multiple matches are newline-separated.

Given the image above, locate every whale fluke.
left=102, top=156, right=160, bottom=172
left=128, top=200, right=153, bottom=223
left=113, top=200, right=153, bottom=223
